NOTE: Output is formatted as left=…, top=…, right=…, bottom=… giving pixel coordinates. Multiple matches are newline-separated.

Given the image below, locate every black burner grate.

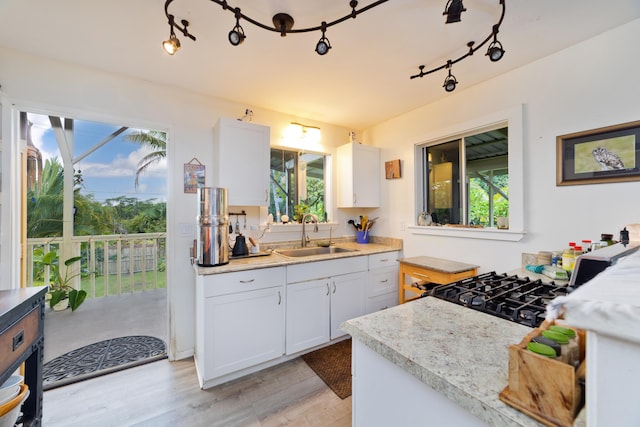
left=429, top=272, right=571, bottom=327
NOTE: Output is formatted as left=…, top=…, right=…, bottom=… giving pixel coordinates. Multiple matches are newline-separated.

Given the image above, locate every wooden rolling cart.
left=398, top=256, right=479, bottom=304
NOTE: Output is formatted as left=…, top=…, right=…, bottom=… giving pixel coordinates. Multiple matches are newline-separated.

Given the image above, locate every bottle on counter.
left=581, top=240, right=592, bottom=252
left=562, top=243, right=576, bottom=273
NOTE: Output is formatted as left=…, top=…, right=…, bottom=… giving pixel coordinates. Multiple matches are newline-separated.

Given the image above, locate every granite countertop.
left=342, top=297, right=547, bottom=427
left=398, top=255, right=479, bottom=274
left=195, top=237, right=402, bottom=275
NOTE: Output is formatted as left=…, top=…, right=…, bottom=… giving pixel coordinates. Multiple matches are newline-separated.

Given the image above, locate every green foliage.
left=36, top=248, right=87, bottom=311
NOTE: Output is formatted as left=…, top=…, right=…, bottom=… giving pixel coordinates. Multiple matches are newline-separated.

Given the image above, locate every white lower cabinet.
left=286, top=271, right=365, bottom=355
left=195, top=251, right=399, bottom=388
left=365, top=251, right=399, bottom=315
left=195, top=267, right=285, bottom=388
left=285, top=278, right=331, bottom=354
left=285, top=256, right=368, bottom=355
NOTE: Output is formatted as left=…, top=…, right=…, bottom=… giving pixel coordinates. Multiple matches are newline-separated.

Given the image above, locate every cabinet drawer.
left=0, top=307, right=39, bottom=375
left=367, top=267, right=397, bottom=297
left=202, top=267, right=285, bottom=297
left=287, top=256, right=367, bottom=284
left=366, top=293, right=397, bottom=314
left=369, top=252, right=399, bottom=270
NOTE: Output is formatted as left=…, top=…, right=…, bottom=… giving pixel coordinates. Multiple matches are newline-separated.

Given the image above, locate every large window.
left=419, top=126, right=508, bottom=228
left=269, top=148, right=328, bottom=222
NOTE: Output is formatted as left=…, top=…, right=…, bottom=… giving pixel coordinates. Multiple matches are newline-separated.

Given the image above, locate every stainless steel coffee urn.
left=197, top=187, right=229, bottom=266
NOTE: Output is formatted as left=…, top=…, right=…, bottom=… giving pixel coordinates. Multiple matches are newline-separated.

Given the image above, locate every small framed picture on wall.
left=385, top=159, right=401, bottom=179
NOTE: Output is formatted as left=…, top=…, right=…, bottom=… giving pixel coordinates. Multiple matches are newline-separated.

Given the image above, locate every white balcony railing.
left=26, top=233, right=166, bottom=298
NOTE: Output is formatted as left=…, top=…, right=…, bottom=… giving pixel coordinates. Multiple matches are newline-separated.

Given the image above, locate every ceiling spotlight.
left=315, top=21, right=332, bottom=55
left=486, top=40, right=505, bottom=62
left=162, top=31, right=181, bottom=55
left=162, top=15, right=181, bottom=55
left=443, top=63, right=458, bottom=92
left=229, top=8, right=246, bottom=46
left=486, top=26, right=505, bottom=62
left=443, top=0, right=466, bottom=24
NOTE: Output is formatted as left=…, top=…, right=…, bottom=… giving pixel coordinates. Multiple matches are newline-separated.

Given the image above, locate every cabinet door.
left=337, top=143, right=380, bottom=208
left=204, top=286, right=284, bottom=379
left=213, top=117, right=269, bottom=206
left=286, top=278, right=330, bottom=354
left=330, top=272, right=365, bottom=339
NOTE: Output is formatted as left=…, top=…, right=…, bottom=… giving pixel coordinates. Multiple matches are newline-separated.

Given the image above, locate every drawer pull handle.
left=278, top=291, right=282, bottom=305
left=380, top=279, right=388, bottom=283
left=13, top=330, right=24, bottom=352
left=239, top=279, right=255, bottom=284
left=332, top=283, right=337, bottom=294
left=380, top=259, right=389, bottom=262
left=326, top=283, right=330, bottom=296
left=413, top=272, right=431, bottom=279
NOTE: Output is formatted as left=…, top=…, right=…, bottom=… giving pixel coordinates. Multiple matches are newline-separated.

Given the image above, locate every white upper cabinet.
left=213, top=118, right=270, bottom=206
left=337, top=142, right=381, bottom=208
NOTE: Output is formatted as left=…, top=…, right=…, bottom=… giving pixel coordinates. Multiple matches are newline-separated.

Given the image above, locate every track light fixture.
left=443, top=0, right=466, bottom=24
left=162, top=0, right=506, bottom=92
left=228, top=8, right=246, bottom=46
left=486, top=25, right=505, bottom=62
left=162, top=29, right=181, bottom=55
left=443, top=62, right=458, bottom=92
left=411, top=0, right=506, bottom=92
left=315, top=22, right=332, bottom=56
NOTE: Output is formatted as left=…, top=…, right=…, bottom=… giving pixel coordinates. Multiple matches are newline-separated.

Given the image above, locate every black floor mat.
left=43, top=335, right=167, bottom=390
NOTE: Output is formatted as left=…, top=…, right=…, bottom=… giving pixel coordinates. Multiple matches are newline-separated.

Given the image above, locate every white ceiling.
left=0, top=0, right=639, bottom=129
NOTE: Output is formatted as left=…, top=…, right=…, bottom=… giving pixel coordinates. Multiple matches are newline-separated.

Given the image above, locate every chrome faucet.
left=301, top=213, right=319, bottom=247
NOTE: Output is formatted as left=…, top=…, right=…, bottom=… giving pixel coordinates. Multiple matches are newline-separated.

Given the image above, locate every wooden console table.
left=398, top=256, right=479, bottom=304
left=0, top=286, right=47, bottom=426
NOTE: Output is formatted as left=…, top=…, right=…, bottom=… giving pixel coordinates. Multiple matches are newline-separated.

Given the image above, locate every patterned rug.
left=43, top=335, right=167, bottom=390
left=301, top=339, right=352, bottom=399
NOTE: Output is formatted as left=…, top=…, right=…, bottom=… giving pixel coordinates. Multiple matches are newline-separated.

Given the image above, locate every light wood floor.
left=43, top=357, right=352, bottom=426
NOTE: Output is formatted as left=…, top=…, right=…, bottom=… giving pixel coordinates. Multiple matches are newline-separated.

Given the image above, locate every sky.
left=28, top=113, right=167, bottom=203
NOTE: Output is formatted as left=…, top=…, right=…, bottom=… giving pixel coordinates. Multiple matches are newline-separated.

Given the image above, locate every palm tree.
left=125, top=130, right=167, bottom=189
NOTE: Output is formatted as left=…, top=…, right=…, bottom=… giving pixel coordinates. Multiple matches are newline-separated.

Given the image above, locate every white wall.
left=0, top=47, right=356, bottom=359
left=364, top=18, right=640, bottom=274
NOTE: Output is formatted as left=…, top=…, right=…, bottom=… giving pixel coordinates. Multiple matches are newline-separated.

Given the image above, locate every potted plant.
left=36, top=249, right=87, bottom=312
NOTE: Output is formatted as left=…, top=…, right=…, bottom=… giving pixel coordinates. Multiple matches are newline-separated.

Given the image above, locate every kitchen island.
left=342, top=296, right=584, bottom=427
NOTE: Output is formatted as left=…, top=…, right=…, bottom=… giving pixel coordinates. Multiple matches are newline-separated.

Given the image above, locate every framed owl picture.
left=556, top=120, right=640, bottom=186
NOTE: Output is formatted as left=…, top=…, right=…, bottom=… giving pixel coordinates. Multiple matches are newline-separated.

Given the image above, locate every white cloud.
left=78, top=145, right=166, bottom=179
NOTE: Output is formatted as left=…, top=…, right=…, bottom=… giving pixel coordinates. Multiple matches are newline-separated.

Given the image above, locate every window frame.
left=410, top=105, right=525, bottom=241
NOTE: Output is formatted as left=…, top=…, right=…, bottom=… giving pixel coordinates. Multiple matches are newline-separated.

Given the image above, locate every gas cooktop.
left=429, top=272, right=572, bottom=327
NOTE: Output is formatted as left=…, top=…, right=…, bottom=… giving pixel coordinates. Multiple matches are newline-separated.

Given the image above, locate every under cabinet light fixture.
left=162, top=0, right=506, bottom=92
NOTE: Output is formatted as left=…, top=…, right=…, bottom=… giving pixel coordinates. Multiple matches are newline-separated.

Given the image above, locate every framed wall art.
left=385, top=159, right=401, bottom=179
left=184, top=158, right=205, bottom=193
left=556, top=120, right=640, bottom=186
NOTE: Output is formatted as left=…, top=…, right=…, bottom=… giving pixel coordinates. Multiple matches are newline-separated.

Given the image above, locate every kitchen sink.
left=276, top=246, right=358, bottom=258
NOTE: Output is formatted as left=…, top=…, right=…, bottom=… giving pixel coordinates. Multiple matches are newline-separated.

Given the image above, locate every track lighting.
left=486, top=25, right=505, bottom=62
left=443, top=62, right=458, bottom=92
left=315, top=22, right=332, bottom=56
left=229, top=8, right=246, bottom=46
left=162, top=0, right=507, bottom=89
left=444, top=0, right=466, bottom=24
left=162, top=31, right=180, bottom=55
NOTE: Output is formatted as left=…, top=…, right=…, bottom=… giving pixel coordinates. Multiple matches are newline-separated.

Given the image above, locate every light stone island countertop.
left=342, top=297, right=549, bottom=427
left=195, top=236, right=403, bottom=275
